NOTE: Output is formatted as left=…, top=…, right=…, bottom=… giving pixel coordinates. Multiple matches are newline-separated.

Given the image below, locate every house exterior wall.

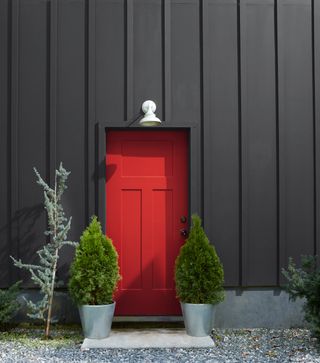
left=1, top=0, right=320, bottom=295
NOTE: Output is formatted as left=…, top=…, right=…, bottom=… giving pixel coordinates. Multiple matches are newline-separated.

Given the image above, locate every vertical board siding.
left=203, top=0, right=240, bottom=286
left=278, top=0, right=314, bottom=276
left=0, top=0, right=10, bottom=287
left=171, top=0, right=200, bottom=125
left=10, top=0, right=20, bottom=284
left=315, top=0, right=320, bottom=260
left=56, top=0, right=86, bottom=278
left=49, top=0, right=58, bottom=186
left=15, top=0, right=48, bottom=285
left=171, top=0, right=202, bottom=215
left=126, top=0, right=134, bottom=120
left=133, top=0, right=163, bottom=120
left=163, top=0, right=172, bottom=123
left=87, top=0, right=96, bottom=219
left=240, top=0, right=278, bottom=285
left=0, top=0, right=318, bottom=288
left=96, top=0, right=125, bottom=124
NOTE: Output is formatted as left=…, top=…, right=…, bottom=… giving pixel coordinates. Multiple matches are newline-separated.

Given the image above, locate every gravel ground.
left=0, top=328, right=319, bottom=362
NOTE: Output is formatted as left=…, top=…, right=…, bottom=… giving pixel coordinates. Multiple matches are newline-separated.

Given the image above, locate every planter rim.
left=79, top=302, right=115, bottom=308
left=181, top=302, right=215, bottom=306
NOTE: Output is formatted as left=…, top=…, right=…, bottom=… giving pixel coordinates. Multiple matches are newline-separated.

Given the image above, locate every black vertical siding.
left=0, top=0, right=10, bottom=286
left=12, top=0, right=48, bottom=286
left=171, top=0, right=201, bottom=126
left=240, top=0, right=277, bottom=286
left=278, top=0, right=314, bottom=280
left=171, top=0, right=202, bottom=214
left=133, top=0, right=163, bottom=119
left=315, top=0, right=320, bottom=261
left=55, top=0, right=86, bottom=277
left=87, top=0, right=95, bottom=220
left=95, top=0, right=125, bottom=123
left=0, top=0, right=319, bottom=288
left=203, top=0, right=239, bottom=286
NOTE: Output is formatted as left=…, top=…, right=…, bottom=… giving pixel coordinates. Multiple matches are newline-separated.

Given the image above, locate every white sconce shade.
left=139, top=100, right=162, bottom=126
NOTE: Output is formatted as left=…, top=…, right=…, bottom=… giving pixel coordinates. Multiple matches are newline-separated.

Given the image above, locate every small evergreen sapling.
left=282, top=256, right=320, bottom=339
left=175, top=214, right=224, bottom=304
left=11, top=163, right=77, bottom=338
left=68, top=216, right=121, bottom=305
left=0, top=281, right=21, bottom=326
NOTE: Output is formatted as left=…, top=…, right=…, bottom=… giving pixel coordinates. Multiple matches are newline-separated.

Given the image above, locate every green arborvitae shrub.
left=282, top=256, right=320, bottom=339
left=175, top=214, right=224, bottom=304
left=68, top=216, right=121, bottom=305
left=0, top=281, right=21, bottom=325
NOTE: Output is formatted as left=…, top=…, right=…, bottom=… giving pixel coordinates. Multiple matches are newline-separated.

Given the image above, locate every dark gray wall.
left=1, top=0, right=319, bottom=288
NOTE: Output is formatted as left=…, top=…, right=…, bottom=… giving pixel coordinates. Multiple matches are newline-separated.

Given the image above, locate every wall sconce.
left=139, top=100, right=162, bottom=126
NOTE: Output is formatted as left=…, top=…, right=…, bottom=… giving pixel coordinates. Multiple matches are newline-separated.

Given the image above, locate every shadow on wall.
left=4, top=203, right=76, bottom=288
left=93, top=160, right=107, bottom=183
left=15, top=290, right=80, bottom=324
left=1, top=204, right=44, bottom=286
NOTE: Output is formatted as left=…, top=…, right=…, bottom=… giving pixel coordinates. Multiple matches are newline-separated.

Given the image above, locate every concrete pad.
left=81, top=329, right=214, bottom=349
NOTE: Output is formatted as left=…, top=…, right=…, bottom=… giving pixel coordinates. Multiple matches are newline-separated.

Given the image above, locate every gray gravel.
left=0, top=328, right=320, bottom=362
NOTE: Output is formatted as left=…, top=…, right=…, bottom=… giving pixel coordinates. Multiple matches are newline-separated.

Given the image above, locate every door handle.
left=180, top=229, right=188, bottom=237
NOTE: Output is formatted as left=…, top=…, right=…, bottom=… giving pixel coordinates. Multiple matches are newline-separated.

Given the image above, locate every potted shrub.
left=68, top=216, right=121, bottom=339
left=175, top=214, right=224, bottom=337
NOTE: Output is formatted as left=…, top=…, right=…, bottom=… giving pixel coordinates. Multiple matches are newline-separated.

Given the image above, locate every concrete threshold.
left=81, top=328, right=214, bottom=349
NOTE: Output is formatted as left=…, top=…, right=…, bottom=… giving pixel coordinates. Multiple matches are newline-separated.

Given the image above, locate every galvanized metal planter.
left=181, top=302, right=216, bottom=337
left=79, top=302, right=115, bottom=339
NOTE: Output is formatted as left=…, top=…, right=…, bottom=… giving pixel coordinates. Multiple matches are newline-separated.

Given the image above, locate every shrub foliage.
left=282, top=256, right=320, bottom=339
left=0, top=281, right=21, bottom=325
left=69, top=216, right=121, bottom=305
left=175, top=214, right=224, bottom=304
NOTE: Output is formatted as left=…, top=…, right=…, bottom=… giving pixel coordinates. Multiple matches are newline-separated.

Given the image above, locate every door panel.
left=106, top=130, right=188, bottom=315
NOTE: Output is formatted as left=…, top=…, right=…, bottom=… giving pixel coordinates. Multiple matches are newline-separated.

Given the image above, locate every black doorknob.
left=180, top=229, right=188, bottom=237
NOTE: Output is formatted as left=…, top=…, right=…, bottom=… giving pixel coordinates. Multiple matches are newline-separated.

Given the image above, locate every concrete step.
left=81, top=328, right=214, bottom=349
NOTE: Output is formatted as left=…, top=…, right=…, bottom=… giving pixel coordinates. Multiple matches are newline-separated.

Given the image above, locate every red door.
left=106, top=131, right=188, bottom=315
